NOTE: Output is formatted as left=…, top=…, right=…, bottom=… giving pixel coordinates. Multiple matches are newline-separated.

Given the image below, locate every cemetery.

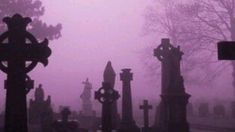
left=0, top=0, right=235, bottom=132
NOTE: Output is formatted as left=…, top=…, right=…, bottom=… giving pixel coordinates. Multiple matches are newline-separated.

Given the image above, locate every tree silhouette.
left=145, top=0, right=233, bottom=91
left=0, top=0, right=62, bottom=40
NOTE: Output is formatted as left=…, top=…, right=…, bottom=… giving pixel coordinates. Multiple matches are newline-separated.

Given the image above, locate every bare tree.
left=145, top=0, right=234, bottom=91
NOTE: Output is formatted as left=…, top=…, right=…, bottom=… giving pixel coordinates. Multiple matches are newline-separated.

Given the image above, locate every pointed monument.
left=118, top=69, right=140, bottom=132
left=103, top=61, right=120, bottom=129
left=153, top=39, right=190, bottom=132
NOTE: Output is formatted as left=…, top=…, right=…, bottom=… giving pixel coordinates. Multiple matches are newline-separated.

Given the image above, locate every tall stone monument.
left=118, top=69, right=140, bottom=132
left=153, top=38, right=190, bottom=132
left=80, top=78, right=94, bottom=116
left=0, top=14, right=51, bottom=132
left=78, top=78, right=98, bottom=131
left=29, top=84, right=53, bottom=124
left=95, top=82, right=120, bottom=132
left=103, top=61, right=120, bottom=129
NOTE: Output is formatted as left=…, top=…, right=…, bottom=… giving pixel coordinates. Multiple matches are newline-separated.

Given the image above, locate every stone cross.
left=118, top=68, right=140, bottom=132
left=0, top=14, right=51, bottom=132
left=153, top=38, right=190, bottom=132
left=95, top=82, right=120, bottom=132
left=140, top=100, right=152, bottom=129
left=218, top=41, right=235, bottom=60
left=53, top=107, right=81, bottom=132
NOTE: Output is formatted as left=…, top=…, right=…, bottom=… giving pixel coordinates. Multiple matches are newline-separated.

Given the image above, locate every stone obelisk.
left=103, top=61, right=120, bottom=129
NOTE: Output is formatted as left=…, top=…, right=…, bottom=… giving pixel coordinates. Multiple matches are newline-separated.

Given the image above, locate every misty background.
left=0, top=0, right=233, bottom=121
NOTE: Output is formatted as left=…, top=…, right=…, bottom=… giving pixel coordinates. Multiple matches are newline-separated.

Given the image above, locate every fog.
left=0, top=0, right=234, bottom=114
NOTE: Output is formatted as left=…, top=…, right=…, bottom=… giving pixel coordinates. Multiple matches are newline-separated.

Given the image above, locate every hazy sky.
left=0, top=0, right=234, bottom=113
left=0, top=0, right=156, bottom=111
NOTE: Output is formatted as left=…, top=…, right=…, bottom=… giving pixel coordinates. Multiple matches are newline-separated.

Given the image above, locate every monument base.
left=117, top=121, right=140, bottom=132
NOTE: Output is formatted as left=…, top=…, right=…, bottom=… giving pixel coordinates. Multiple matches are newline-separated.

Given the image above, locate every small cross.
left=140, top=100, right=152, bottom=128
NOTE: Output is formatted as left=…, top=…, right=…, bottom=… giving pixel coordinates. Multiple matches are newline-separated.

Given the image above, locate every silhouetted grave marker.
left=213, top=104, right=226, bottom=118
left=29, top=84, right=53, bottom=124
left=140, top=100, right=152, bottom=132
left=118, top=69, right=140, bottom=132
left=80, top=78, right=93, bottom=116
left=218, top=41, right=235, bottom=60
left=95, top=82, right=120, bottom=132
left=153, top=38, right=190, bottom=132
left=0, top=14, right=51, bottom=132
left=53, top=107, right=86, bottom=132
left=28, top=84, right=54, bottom=132
left=187, top=102, right=194, bottom=116
left=103, top=61, right=120, bottom=129
left=198, top=103, right=209, bottom=117
left=231, top=102, right=235, bottom=118
left=78, top=78, right=99, bottom=131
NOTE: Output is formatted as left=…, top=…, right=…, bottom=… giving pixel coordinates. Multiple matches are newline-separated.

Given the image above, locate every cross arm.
left=218, top=41, right=235, bottom=60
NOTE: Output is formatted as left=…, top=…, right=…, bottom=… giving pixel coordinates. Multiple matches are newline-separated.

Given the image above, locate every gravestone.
left=231, top=102, right=235, bottom=118
left=198, top=103, right=209, bottom=117
left=153, top=38, right=190, bottom=132
left=28, top=84, right=54, bottom=132
left=0, top=14, right=51, bottom=132
left=53, top=107, right=87, bottom=132
left=78, top=78, right=99, bottom=131
left=118, top=69, right=140, bottom=132
left=0, top=112, right=4, bottom=132
left=213, top=104, right=226, bottom=118
left=95, top=82, right=120, bottom=132
left=29, top=84, right=53, bottom=124
left=80, top=78, right=94, bottom=116
left=103, top=61, right=120, bottom=129
left=140, top=100, right=152, bottom=132
left=187, top=102, right=194, bottom=116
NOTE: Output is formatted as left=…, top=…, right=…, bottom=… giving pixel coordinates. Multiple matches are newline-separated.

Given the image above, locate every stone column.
left=118, top=69, right=140, bottom=132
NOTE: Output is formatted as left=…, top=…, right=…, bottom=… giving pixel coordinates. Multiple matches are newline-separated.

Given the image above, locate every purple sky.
left=0, top=0, right=156, bottom=111
left=0, top=0, right=234, bottom=113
